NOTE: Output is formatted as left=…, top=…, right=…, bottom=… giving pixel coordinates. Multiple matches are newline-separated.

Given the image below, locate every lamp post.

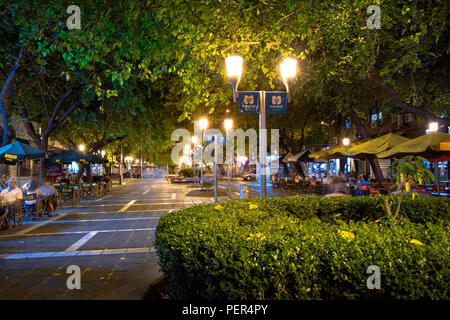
left=224, top=119, right=233, bottom=200
left=428, top=122, right=440, bottom=195
left=191, top=136, right=198, bottom=183
left=199, top=118, right=208, bottom=190
left=226, top=56, right=297, bottom=197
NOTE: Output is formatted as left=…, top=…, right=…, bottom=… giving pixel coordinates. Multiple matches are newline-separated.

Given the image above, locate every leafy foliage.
left=156, top=196, right=449, bottom=299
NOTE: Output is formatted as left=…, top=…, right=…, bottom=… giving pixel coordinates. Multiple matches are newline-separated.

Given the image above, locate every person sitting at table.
left=57, top=173, right=71, bottom=186
left=23, top=179, right=43, bottom=219
left=356, top=175, right=371, bottom=196
left=21, top=178, right=32, bottom=192
left=0, top=178, right=23, bottom=224
left=40, top=181, right=57, bottom=216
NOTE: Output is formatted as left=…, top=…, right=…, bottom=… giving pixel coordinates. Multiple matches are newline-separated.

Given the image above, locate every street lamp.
left=79, top=144, right=85, bottom=153
left=225, top=56, right=243, bottom=102
left=226, top=56, right=297, bottom=197
left=191, top=136, right=198, bottom=183
left=199, top=118, right=208, bottom=190
left=101, top=150, right=106, bottom=157
left=280, top=58, right=297, bottom=103
left=429, top=122, right=438, bottom=132
left=224, top=119, right=233, bottom=200
left=342, top=138, right=350, bottom=146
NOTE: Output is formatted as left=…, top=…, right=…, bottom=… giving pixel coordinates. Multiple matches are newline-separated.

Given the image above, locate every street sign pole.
left=259, top=90, right=267, bottom=197
left=226, top=129, right=231, bottom=200
left=192, top=146, right=196, bottom=184
left=119, top=143, right=123, bottom=185
left=200, top=130, right=204, bottom=190
left=214, top=135, right=218, bottom=203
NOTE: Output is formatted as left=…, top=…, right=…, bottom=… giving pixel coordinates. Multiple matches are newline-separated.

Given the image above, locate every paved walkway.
left=0, top=178, right=214, bottom=300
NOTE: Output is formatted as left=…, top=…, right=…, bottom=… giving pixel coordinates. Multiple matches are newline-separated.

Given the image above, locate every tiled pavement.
left=0, top=178, right=215, bottom=300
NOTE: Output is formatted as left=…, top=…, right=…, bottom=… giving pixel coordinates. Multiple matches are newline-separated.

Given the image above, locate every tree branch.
left=20, top=105, right=42, bottom=146
left=383, top=84, right=450, bottom=126
left=47, top=88, right=73, bottom=131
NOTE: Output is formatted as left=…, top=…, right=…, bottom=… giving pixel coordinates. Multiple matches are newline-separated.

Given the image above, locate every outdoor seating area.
left=0, top=142, right=112, bottom=231
left=278, top=132, right=450, bottom=196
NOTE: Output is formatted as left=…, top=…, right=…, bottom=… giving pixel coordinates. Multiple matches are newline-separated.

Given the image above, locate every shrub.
left=155, top=196, right=450, bottom=300
left=201, top=180, right=213, bottom=189
left=178, top=168, right=194, bottom=177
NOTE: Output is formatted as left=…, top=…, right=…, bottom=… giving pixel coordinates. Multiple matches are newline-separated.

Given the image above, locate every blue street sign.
left=238, top=91, right=260, bottom=113
left=266, top=92, right=287, bottom=114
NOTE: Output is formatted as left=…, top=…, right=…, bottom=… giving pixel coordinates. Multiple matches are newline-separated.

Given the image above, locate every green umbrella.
left=0, top=141, right=46, bottom=163
left=50, top=149, right=89, bottom=164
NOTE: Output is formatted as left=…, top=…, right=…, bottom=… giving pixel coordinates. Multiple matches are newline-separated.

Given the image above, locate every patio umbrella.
left=377, top=132, right=450, bottom=195
left=281, top=152, right=294, bottom=163
left=0, top=141, right=47, bottom=162
left=87, top=154, right=108, bottom=164
left=286, top=150, right=312, bottom=162
left=50, top=149, right=90, bottom=164
left=309, top=139, right=369, bottom=160
left=345, top=133, right=410, bottom=159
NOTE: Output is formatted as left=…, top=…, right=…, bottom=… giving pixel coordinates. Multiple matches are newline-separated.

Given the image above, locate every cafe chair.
left=0, top=207, right=12, bottom=229
left=22, top=194, right=44, bottom=220
left=59, top=187, right=77, bottom=207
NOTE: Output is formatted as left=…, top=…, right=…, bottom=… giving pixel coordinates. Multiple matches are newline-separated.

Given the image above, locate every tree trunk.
left=38, top=137, right=49, bottom=183
left=0, top=48, right=24, bottom=145
left=348, top=109, right=384, bottom=181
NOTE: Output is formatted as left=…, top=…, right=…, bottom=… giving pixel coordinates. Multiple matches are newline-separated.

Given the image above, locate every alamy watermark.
left=366, top=5, right=381, bottom=30
left=366, top=264, right=381, bottom=289
left=66, top=265, right=81, bottom=289
left=66, top=5, right=81, bottom=30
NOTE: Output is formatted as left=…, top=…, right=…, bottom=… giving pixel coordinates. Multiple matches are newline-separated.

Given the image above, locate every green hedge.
left=155, top=196, right=450, bottom=299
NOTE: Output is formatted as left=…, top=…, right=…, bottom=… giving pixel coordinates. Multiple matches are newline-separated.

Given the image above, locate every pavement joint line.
left=66, top=231, right=98, bottom=252
left=13, top=211, right=67, bottom=236
left=0, top=227, right=155, bottom=237
left=143, top=189, right=151, bottom=195
left=0, top=246, right=155, bottom=260
left=118, top=200, right=136, bottom=212
left=23, top=217, right=161, bottom=224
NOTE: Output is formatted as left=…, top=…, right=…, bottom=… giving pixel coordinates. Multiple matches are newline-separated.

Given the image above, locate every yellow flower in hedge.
left=249, top=203, right=258, bottom=210
left=214, top=204, right=224, bottom=210
left=375, top=219, right=381, bottom=223
left=410, top=239, right=425, bottom=246
left=339, top=230, right=355, bottom=241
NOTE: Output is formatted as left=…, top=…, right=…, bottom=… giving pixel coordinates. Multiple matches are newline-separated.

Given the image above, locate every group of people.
left=0, top=177, right=58, bottom=228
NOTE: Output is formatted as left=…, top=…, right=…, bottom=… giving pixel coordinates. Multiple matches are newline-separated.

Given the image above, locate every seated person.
left=57, top=173, right=71, bottom=186
left=40, top=181, right=57, bottom=215
left=356, top=175, right=371, bottom=195
left=0, top=178, right=23, bottom=223
left=21, top=178, right=32, bottom=192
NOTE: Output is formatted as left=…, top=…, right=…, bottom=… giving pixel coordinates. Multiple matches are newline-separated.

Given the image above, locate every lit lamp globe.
left=225, top=56, right=243, bottom=102
left=280, top=58, right=297, bottom=102
left=79, top=145, right=85, bottom=152
left=199, top=118, right=208, bottom=131
left=342, top=138, right=350, bottom=146
left=191, top=136, right=198, bottom=145
left=224, top=119, right=233, bottom=131
left=429, top=122, right=438, bottom=132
